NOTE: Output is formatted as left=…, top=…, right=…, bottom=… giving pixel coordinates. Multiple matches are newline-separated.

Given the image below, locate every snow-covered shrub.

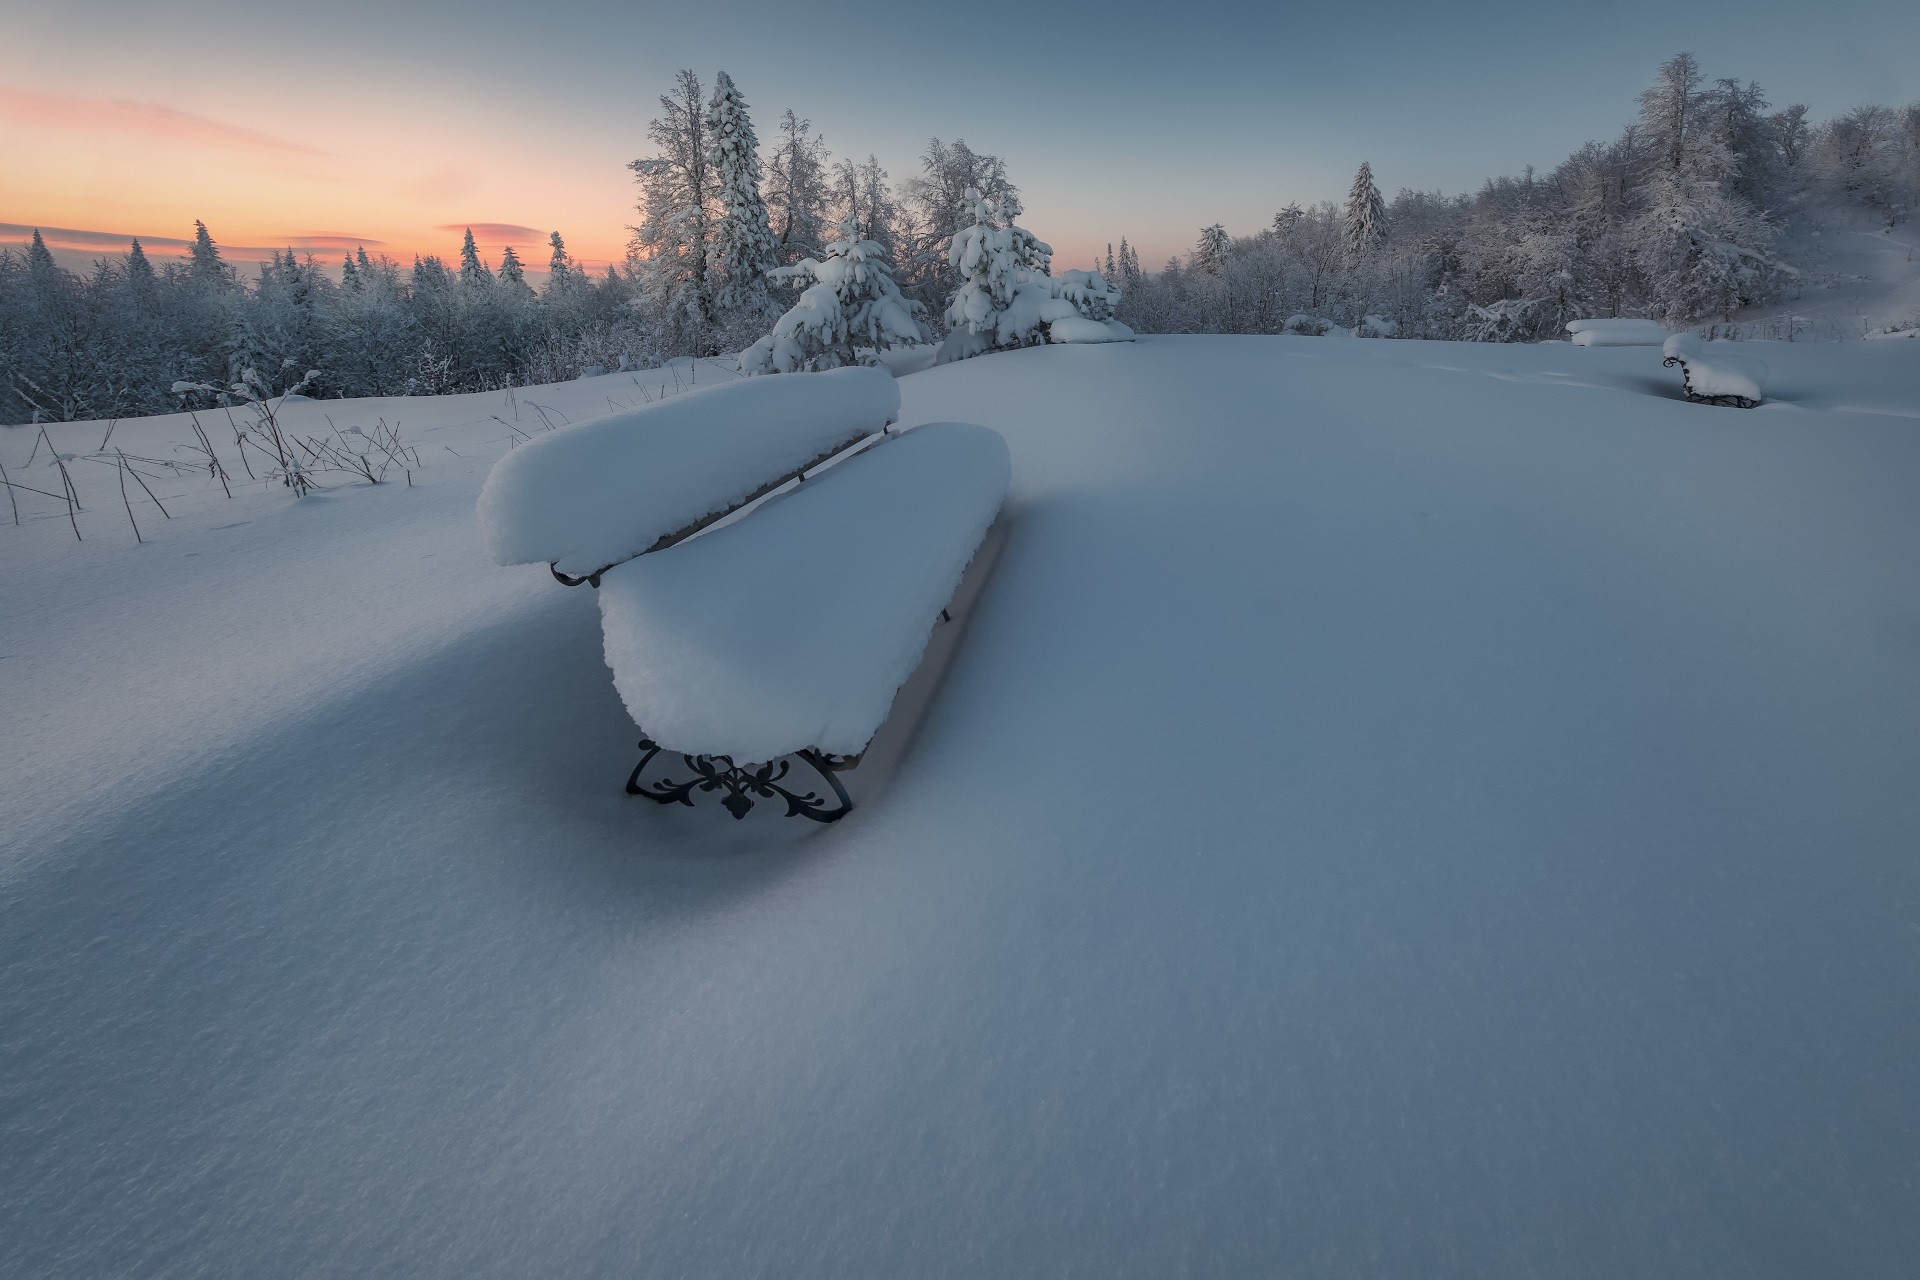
left=738, top=227, right=926, bottom=375
left=1283, top=314, right=1331, bottom=336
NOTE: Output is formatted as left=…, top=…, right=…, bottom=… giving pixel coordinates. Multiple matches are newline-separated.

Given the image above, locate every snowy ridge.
left=476, top=365, right=898, bottom=576
left=596, top=421, right=1010, bottom=762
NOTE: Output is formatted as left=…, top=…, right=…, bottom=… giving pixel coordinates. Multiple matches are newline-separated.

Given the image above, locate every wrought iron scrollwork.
left=625, top=738, right=856, bottom=822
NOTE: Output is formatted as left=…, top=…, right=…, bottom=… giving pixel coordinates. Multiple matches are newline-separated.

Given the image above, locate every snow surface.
left=597, top=421, right=1009, bottom=761
left=4, top=337, right=1920, bottom=1277
left=1567, top=317, right=1670, bottom=346
left=1665, top=332, right=1770, bottom=402
left=477, top=365, right=898, bottom=575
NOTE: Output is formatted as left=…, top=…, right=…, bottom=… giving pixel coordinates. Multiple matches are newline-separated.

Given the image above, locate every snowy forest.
left=3, top=53, right=1918, bottom=423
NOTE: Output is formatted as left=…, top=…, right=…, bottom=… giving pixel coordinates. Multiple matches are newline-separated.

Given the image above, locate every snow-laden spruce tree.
left=938, top=189, right=1055, bottom=361
left=1343, top=162, right=1386, bottom=261
left=738, top=222, right=926, bottom=374
left=705, top=71, right=778, bottom=333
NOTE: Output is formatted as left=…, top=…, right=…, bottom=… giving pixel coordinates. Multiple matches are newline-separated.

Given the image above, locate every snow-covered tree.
left=1194, top=224, right=1229, bottom=274
left=938, top=189, right=1055, bottom=361
left=899, top=139, right=1021, bottom=317
left=458, top=229, right=493, bottom=289
left=765, top=109, right=832, bottom=265
left=738, top=223, right=926, bottom=374
left=629, top=69, right=717, bottom=354
left=705, top=70, right=778, bottom=330
left=1343, top=162, right=1386, bottom=260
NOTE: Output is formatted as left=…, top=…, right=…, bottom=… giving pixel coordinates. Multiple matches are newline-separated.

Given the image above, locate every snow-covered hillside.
left=1736, top=203, right=1920, bottom=337
left=4, top=338, right=1919, bottom=1277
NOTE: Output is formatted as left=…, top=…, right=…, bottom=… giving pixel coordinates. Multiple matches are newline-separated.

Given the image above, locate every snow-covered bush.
left=738, top=227, right=926, bottom=375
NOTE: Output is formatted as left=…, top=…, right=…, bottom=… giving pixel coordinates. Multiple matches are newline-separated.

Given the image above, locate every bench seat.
left=596, top=422, right=1011, bottom=767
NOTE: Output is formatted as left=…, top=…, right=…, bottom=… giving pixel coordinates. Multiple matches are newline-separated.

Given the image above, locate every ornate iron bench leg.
left=625, top=738, right=856, bottom=823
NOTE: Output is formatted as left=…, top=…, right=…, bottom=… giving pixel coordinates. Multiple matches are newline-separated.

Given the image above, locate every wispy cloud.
left=0, top=85, right=326, bottom=157
left=2, top=224, right=383, bottom=261
left=435, top=223, right=548, bottom=242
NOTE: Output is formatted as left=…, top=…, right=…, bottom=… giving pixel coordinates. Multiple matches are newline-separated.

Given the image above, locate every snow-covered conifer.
left=938, top=190, right=1056, bottom=361
left=705, top=70, right=778, bottom=326
left=1343, top=162, right=1385, bottom=260
left=738, top=223, right=926, bottom=374
left=459, top=229, right=493, bottom=289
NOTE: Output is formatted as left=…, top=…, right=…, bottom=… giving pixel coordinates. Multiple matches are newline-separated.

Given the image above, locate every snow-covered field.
left=4, top=336, right=1919, bottom=1277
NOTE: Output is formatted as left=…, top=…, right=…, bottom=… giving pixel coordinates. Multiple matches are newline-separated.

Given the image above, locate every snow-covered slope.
left=1736, top=202, right=1920, bottom=337
left=4, top=338, right=1919, bottom=1277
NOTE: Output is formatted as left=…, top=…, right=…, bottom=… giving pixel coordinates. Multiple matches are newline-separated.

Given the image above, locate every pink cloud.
left=435, top=223, right=548, bottom=243
left=0, top=85, right=325, bottom=157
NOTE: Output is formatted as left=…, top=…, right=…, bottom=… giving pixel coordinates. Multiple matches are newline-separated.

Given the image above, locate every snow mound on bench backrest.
left=477, top=365, right=899, bottom=575
left=1663, top=333, right=1769, bottom=402
left=1566, top=318, right=1669, bottom=346
left=597, top=421, right=1011, bottom=763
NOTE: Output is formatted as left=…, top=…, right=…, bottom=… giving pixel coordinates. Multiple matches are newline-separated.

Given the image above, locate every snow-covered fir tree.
left=705, top=71, right=778, bottom=334
left=1343, top=162, right=1386, bottom=260
left=939, top=189, right=1055, bottom=361
left=1194, top=224, right=1229, bottom=274
left=738, top=222, right=926, bottom=374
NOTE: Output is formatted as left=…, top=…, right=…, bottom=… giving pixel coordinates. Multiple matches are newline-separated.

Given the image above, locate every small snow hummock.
left=596, top=422, right=1011, bottom=763
left=1662, top=333, right=1769, bottom=405
left=1566, top=318, right=1670, bottom=347
left=477, top=365, right=898, bottom=576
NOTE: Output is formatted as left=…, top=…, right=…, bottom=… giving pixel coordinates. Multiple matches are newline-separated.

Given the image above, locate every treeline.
left=1118, top=54, right=1920, bottom=341
left=0, top=67, right=1021, bottom=424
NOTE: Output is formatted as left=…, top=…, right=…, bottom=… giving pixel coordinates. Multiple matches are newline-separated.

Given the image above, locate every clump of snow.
left=1662, top=333, right=1769, bottom=403
left=1567, top=318, right=1671, bottom=347
left=596, top=422, right=1010, bottom=762
left=1283, top=314, right=1331, bottom=336
left=1045, top=315, right=1134, bottom=344
left=1357, top=314, right=1398, bottom=338
left=477, top=366, right=898, bottom=575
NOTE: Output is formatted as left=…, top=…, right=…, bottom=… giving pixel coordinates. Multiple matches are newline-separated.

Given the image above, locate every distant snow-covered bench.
left=1661, top=333, right=1768, bottom=408
left=477, top=368, right=1010, bottom=822
left=1565, top=318, right=1669, bottom=347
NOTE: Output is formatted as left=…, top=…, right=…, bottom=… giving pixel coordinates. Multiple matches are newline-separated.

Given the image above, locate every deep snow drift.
left=3, top=337, right=1919, bottom=1278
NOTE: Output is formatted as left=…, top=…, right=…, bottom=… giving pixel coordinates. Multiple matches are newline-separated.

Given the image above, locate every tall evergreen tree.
left=1343, top=162, right=1386, bottom=260
left=705, top=70, right=778, bottom=328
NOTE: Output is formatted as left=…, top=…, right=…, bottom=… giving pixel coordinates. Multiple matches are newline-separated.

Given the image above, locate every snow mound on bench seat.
left=597, top=422, right=1011, bottom=763
left=477, top=366, right=899, bottom=576
left=1663, top=333, right=1769, bottom=402
left=1566, top=318, right=1670, bottom=346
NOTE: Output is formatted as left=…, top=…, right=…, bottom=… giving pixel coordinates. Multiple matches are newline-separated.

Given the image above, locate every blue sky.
left=3, top=0, right=1917, bottom=270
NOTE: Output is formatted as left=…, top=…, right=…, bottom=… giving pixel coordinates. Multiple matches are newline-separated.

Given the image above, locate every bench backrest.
left=478, top=366, right=899, bottom=578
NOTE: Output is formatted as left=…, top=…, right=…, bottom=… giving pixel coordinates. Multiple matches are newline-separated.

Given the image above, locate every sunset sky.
left=4, top=0, right=1917, bottom=279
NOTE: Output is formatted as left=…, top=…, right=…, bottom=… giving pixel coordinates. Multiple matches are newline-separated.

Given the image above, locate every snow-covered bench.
left=477, top=368, right=1011, bottom=822
left=1565, top=318, right=1669, bottom=347
left=1661, top=333, right=1768, bottom=408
